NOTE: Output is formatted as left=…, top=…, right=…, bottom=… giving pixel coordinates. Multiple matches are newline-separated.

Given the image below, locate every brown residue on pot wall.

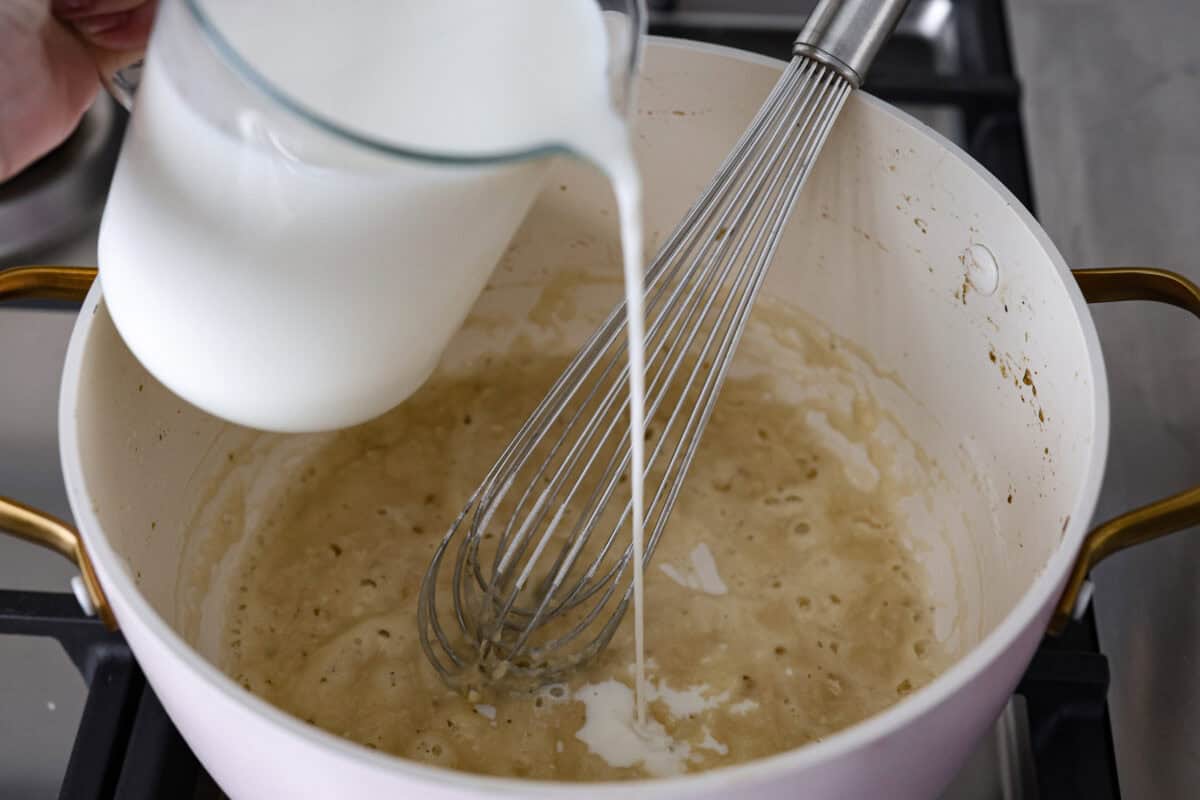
left=986, top=347, right=1048, bottom=427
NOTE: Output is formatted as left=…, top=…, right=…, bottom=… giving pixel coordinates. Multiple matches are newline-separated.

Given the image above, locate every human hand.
left=0, top=0, right=156, bottom=182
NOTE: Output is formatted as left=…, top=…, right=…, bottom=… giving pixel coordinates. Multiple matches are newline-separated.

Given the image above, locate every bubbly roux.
left=211, top=302, right=954, bottom=780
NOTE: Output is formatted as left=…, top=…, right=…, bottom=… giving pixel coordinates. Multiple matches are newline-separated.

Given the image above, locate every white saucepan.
left=4, top=38, right=1200, bottom=800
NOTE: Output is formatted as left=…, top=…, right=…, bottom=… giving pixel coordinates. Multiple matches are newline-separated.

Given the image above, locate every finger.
left=52, top=0, right=148, bottom=20
left=68, top=0, right=156, bottom=53
left=0, top=2, right=98, bottom=181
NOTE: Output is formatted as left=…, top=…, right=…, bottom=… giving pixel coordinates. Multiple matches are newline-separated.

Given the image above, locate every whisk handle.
left=794, top=0, right=910, bottom=87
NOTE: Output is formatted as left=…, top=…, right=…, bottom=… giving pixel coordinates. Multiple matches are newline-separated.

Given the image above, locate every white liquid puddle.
left=728, top=698, right=760, bottom=716
left=574, top=676, right=732, bottom=774
left=698, top=729, right=729, bottom=756
left=575, top=677, right=735, bottom=776
left=575, top=681, right=687, bottom=777
left=659, top=542, right=729, bottom=595
left=805, top=410, right=882, bottom=492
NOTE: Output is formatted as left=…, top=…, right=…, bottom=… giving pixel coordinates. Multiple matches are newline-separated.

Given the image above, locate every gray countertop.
left=1007, top=0, right=1200, bottom=796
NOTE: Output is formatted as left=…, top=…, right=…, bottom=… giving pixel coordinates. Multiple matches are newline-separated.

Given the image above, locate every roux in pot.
left=208, top=302, right=955, bottom=780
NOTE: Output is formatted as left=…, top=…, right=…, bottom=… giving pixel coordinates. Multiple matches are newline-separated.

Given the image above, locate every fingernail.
left=54, top=0, right=94, bottom=15
left=76, top=10, right=131, bottom=35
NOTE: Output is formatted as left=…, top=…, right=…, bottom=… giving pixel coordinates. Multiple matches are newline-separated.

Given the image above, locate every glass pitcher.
left=97, top=0, right=644, bottom=432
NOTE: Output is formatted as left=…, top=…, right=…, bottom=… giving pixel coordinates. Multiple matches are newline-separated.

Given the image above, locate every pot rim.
left=58, top=36, right=1110, bottom=796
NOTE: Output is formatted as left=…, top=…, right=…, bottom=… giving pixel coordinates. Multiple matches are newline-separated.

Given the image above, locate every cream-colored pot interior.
left=60, top=40, right=1105, bottom=799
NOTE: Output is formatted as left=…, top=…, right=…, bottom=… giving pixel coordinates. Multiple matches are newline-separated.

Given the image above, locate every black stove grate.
left=0, top=591, right=211, bottom=799
left=0, top=599, right=1123, bottom=799
left=1019, top=609, right=1121, bottom=800
left=0, top=1, right=1119, bottom=797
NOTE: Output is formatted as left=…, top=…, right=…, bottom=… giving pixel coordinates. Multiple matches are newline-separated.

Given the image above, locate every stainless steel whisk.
left=418, top=0, right=909, bottom=689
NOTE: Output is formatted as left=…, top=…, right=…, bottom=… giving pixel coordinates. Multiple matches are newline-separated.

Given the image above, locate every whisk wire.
left=418, top=56, right=853, bottom=685
left=528, top=63, right=847, bottom=631
left=481, top=69, right=825, bottom=651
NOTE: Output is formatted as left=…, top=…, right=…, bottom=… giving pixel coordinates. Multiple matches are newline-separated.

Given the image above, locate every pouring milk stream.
left=99, top=0, right=653, bottom=732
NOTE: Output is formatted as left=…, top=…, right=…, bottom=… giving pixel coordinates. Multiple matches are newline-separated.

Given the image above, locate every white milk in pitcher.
left=101, top=0, right=656, bottom=746
left=101, top=0, right=626, bottom=433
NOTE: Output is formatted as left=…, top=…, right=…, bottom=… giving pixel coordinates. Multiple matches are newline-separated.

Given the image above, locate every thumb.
left=0, top=1, right=99, bottom=182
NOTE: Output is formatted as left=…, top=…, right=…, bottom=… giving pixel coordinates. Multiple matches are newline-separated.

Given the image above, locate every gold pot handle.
left=0, top=265, right=98, bottom=302
left=0, top=266, right=113, bottom=628
left=3, top=266, right=1196, bottom=635
left=0, top=497, right=116, bottom=629
left=1049, top=267, right=1200, bottom=634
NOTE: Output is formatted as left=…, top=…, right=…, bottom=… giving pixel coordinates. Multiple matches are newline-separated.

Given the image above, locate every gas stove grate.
left=0, top=589, right=1120, bottom=799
